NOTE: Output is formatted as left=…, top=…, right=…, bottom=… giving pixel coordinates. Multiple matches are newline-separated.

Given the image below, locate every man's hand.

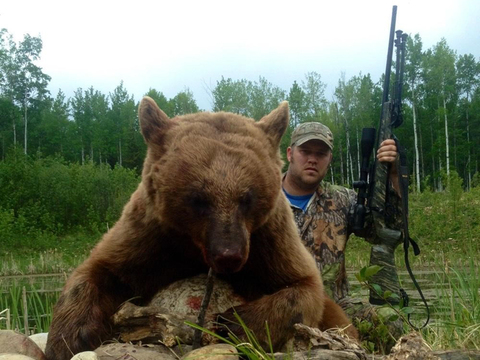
left=377, top=139, right=400, bottom=194
left=376, top=139, right=397, bottom=164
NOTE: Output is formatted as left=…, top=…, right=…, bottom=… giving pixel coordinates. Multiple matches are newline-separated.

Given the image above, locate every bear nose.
left=212, top=249, right=245, bottom=274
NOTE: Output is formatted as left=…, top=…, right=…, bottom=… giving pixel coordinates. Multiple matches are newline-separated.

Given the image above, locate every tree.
left=456, top=53, right=480, bottom=189
left=302, top=71, right=327, bottom=121
left=144, top=88, right=174, bottom=117
left=248, top=76, right=286, bottom=120
left=335, top=73, right=356, bottom=185
left=405, top=34, right=424, bottom=192
left=109, top=81, right=136, bottom=167
left=0, top=30, right=51, bottom=155
left=36, top=90, right=72, bottom=157
left=212, top=77, right=250, bottom=115
left=423, top=39, right=457, bottom=181
left=171, top=88, right=200, bottom=115
left=287, top=81, right=306, bottom=128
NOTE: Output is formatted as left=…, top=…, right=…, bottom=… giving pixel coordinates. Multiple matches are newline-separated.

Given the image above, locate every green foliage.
left=186, top=312, right=277, bottom=360
left=422, top=260, right=480, bottom=349
left=0, top=282, right=59, bottom=334
left=356, top=266, right=414, bottom=321
left=0, top=151, right=140, bottom=253
left=445, top=170, right=464, bottom=218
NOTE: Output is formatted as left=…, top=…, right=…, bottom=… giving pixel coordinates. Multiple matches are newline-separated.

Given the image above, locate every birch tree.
left=109, top=82, right=136, bottom=167
left=405, top=34, right=424, bottom=192
left=302, top=72, right=328, bottom=121
left=334, top=73, right=355, bottom=185
left=456, top=54, right=480, bottom=189
left=0, top=30, right=50, bottom=154
left=423, top=39, right=457, bottom=181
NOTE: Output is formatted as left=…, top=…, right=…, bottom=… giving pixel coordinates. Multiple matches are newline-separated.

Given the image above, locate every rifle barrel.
left=382, top=5, right=397, bottom=105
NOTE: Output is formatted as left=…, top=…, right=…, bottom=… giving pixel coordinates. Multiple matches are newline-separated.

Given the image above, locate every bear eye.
left=239, top=190, right=255, bottom=213
left=190, top=194, right=211, bottom=215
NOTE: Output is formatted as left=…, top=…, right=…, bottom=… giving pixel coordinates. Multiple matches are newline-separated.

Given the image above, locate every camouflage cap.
left=290, top=122, right=334, bottom=149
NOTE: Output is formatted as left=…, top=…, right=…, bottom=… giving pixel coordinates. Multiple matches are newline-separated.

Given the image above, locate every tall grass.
left=0, top=282, right=61, bottom=334
left=0, top=246, right=90, bottom=276
left=421, top=259, right=480, bottom=350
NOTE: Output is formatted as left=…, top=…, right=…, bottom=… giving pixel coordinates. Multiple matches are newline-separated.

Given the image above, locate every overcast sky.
left=2, top=0, right=479, bottom=111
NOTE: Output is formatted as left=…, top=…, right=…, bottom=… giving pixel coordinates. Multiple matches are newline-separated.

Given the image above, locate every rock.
left=94, top=343, right=176, bottom=360
left=71, top=352, right=98, bottom=360
left=0, top=330, right=46, bottom=360
left=182, top=344, right=238, bottom=360
left=0, top=355, right=36, bottom=360
left=28, top=334, right=48, bottom=353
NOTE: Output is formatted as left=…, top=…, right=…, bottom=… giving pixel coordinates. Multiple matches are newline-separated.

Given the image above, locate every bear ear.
left=256, top=101, right=289, bottom=148
left=138, top=96, right=175, bottom=144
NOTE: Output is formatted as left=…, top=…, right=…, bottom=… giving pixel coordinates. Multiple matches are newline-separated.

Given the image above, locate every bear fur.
left=45, top=97, right=357, bottom=360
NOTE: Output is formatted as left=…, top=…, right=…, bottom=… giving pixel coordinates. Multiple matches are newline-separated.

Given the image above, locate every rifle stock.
left=368, top=102, right=402, bottom=305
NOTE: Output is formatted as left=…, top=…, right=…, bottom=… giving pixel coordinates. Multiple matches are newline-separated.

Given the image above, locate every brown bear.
left=45, top=97, right=357, bottom=360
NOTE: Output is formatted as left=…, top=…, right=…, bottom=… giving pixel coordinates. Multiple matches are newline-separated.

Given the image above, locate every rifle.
left=351, top=5, right=429, bottom=329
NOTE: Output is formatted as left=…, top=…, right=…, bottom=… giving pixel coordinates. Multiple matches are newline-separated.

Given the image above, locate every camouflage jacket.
left=287, top=180, right=402, bottom=302
left=287, top=181, right=357, bottom=301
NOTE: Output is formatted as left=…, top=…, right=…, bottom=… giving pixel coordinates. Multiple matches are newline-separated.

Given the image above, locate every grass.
left=0, top=232, right=96, bottom=276
left=186, top=312, right=277, bottom=360
left=0, top=282, right=61, bottom=334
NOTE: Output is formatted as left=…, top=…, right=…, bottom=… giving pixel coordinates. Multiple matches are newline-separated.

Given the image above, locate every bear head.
left=138, top=97, right=289, bottom=274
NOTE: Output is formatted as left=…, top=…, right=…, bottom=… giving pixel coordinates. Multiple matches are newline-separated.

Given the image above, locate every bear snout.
left=211, top=247, right=246, bottom=274
left=205, top=216, right=249, bottom=274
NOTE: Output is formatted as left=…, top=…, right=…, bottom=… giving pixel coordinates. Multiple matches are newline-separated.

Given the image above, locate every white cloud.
left=1, top=0, right=479, bottom=110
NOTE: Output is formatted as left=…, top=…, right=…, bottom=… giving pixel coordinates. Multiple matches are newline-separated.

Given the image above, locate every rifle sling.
left=394, top=137, right=430, bottom=329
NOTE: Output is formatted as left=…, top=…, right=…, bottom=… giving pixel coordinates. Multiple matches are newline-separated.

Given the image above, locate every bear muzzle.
left=205, top=220, right=249, bottom=274
left=210, top=246, right=247, bottom=274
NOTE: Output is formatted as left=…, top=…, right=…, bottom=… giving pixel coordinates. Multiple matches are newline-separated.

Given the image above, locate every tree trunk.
left=81, top=140, right=85, bottom=165
left=344, top=116, right=353, bottom=186
left=334, top=105, right=345, bottom=185
left=411, top=87, right=421, bottom=193
left=118, top=138, right=123, bottom=167
left=430, top=122, right=437, bottom=191
left=355, top=126, right=360, bottom=179
left=339, top=139, right=345, bottom=185
left=24, top=100, right=27, bottom=155
left=466, top=101, right=471, bottom=190
left=443, top=95, right=450, bottom=177
left=420, top=127, right=425, bottom=189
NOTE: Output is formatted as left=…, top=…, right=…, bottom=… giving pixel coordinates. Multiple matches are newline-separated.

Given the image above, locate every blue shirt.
left=282, top=189, right=315, bottom=212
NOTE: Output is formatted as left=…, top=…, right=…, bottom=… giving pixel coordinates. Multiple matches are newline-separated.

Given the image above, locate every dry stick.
left=192, top=268, right=216, bottom=349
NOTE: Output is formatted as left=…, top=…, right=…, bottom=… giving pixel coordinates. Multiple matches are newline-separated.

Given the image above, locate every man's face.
left=287, top=140, right=333, bottom=188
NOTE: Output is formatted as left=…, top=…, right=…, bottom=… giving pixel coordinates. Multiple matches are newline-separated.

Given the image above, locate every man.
left=282, top=122, right=403, bottom=349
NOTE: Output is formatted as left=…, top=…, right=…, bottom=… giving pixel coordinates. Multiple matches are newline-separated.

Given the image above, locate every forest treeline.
left=1, top=28, right=480, bottom=192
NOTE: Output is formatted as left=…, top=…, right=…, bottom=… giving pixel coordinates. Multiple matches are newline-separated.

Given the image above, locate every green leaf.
left=365, top=265, right=383, bottom=279
left=400, top=307, right=415, bottom=315
left=371, top=284, right=382, bottom=296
